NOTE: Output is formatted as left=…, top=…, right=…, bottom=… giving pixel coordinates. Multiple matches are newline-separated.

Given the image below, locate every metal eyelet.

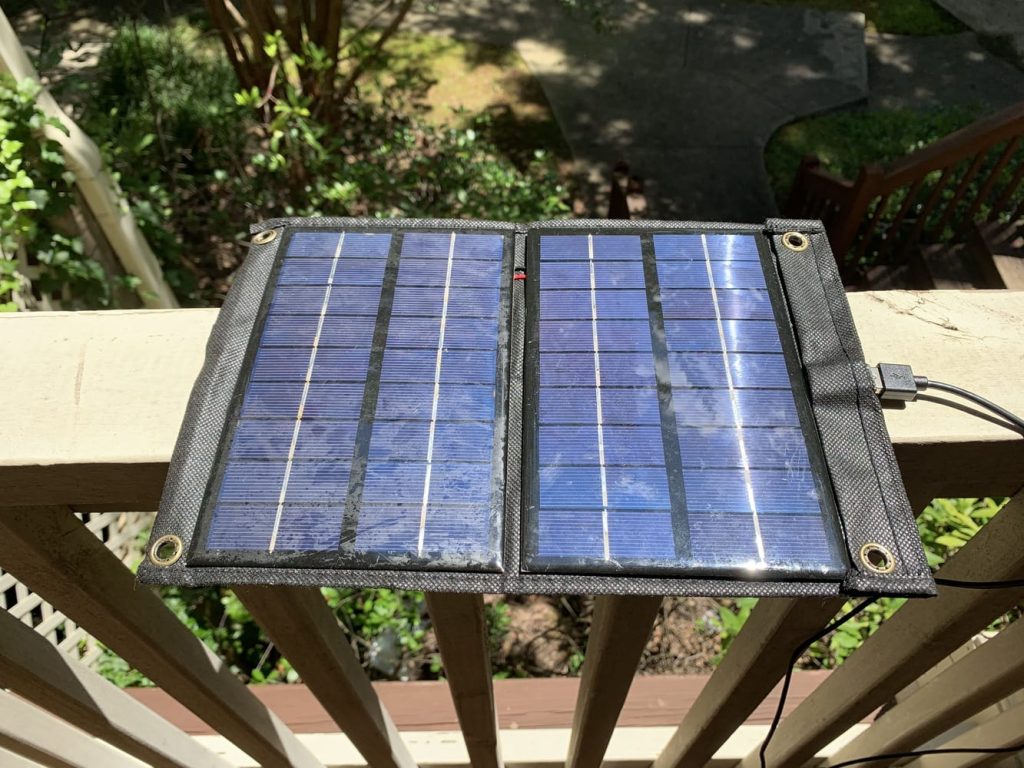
left=149, top=535, right=184, bottom=567
left=859, top=543, right=896, bottom=574
left=781, top=231, right=809, bottom=252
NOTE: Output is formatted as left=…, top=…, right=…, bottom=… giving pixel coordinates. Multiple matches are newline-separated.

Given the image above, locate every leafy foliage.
left=704, top=597, right=757, bottom=662
left=73, top=22, right=252, bottom=302
left=0, top=74, right=114, bottom=309
left=76, top=22, right=568, bottom=305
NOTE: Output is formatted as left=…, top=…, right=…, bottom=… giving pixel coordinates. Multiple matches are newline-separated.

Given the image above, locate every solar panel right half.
left=521, top=222, right=935, bottom=595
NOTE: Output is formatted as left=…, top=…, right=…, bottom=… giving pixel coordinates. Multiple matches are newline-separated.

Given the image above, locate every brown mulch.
left=486, top=595, right=724, bottom=678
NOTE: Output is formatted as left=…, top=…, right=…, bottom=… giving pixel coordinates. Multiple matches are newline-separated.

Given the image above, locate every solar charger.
left=139, top=218, right=934, bottom=597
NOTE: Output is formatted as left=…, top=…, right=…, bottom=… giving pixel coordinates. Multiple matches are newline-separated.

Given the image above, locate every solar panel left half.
left=195, top=228, right=511, bottom=572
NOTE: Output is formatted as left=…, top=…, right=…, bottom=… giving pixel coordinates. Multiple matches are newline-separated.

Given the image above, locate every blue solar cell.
left=204, top=228, right=507, bottom=569
left=390, top=286, right=499, bottom=317
left=539, top=386, right=662, bottom=425
left=660, top=289, right=773, bottom=320
left=261, top=316, right=377, bottom=347
left=539, top=320, right=653, bottom=352
left=540, top=261, right=646, bottom=289
left=380, top=349, right=496, bottom=384
left=284, top=232, right=343, bottom=258
left=536, top=510, right=606, bottom=558
left=538, top=466, right=670, bottom=509
left=537, top=290, right=651, bottom=319
left=207, top=504, right=276, bottom=550
left=664, top=320, right=783, bottom=354
left=653, top=233, right=761, bottom=262
left=539, top=426, right=665, bottom=466
left=539, top=352, right=656, bottom=387
left=657, top=262, right=711, bottom=288
left=678, top=427, right=810, bottom=469
left=278, top=258, right=386, bottom=286
left=384, top=317, right=496, bottom=349
left=674, top=389, right=800, bottom=427
left=528, top=230, right=841, bottom=577
left=271, top=506, right=346, bottom=550
left=607, top=511, right=676, bottom=558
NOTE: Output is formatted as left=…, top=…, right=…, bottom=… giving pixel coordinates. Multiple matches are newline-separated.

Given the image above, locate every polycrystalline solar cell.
left=525, top=231, right=844, bottom=576
left=202, top=229, right=507, bottom=570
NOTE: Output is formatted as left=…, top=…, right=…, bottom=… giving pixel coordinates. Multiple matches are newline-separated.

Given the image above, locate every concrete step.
left=933, top=0, right=1024, bottom=68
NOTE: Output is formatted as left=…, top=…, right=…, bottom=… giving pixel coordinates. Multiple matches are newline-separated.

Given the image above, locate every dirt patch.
left=487, top=595, right=724, bottom=678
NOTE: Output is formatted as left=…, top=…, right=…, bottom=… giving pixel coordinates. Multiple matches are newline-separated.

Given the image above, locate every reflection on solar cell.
left=526, top=232, right=842, bottom=575
left=204, top=229, right=506, bottom=569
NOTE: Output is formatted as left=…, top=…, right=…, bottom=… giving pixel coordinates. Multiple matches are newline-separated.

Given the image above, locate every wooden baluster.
left=887, top=177, right=925, bottom=242
left=234, top=585, right=418, bottom=768
left=0, top=508, right=325, bottom=768
left=738, top=493, right=1024, bottom=768
left=932, top=153, right=988, bottom=236
left=0, top=609, right=231, bottom=768
left=426, top=593, right=503, bottom=768
left=566, top=596, right=662, bottom=768
left=0, top=689, right=143, bottom=768
left=899, top=700, right=1024, bottom=768
left=988, top=156, right=1024, bottom=220
left=856, top=191, right=892, bottom=262
left=900, top=166, right=954, bottom=256
left=650, top=597, right=843, bottom=768
left=783, top=155, right=821, bottom=218
left=1010, top=189, right=1024, bottom=223
left=956, top=136, right=1022, bottom=237
left=827, top=616, right=1024, bottom=766
left=830, top=164, right=884, bottom=261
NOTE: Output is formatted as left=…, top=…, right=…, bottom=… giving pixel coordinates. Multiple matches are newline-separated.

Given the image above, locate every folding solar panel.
left=140, top=218, right=935, bottom=597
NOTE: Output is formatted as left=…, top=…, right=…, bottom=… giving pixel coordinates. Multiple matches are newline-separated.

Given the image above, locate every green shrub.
left=78, top=22, right=569, bottom=305
left=75, top=22, right=252, bottom=303
left=745, top=0, right=963, bottom=36
left=0, top=74, right=114, bottom=309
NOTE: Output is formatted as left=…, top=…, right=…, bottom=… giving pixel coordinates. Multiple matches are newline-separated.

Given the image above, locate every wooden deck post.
left=426, top=592, right=503, bottom=768
left=0, top=508, right=325, bottom=768
left=0, top=608, right=230, bottom=768
left=566, top=595, right=663, bottom=768
left=234, top=585, right=418, bottom=768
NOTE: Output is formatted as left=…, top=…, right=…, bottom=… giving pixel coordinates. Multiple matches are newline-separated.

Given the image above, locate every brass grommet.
left=859, top=543, right=895, bottom=574
left=781, top=231, right=809, bottom=252
left=252, top=228, right=279, bottom=245
left=149, top=535, right=184, bottom=567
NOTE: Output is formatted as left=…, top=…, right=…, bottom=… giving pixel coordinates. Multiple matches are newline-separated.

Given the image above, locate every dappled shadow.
left=866, top=30, right=1024, bottom=110
left=404, top=0, right=871, bottom=219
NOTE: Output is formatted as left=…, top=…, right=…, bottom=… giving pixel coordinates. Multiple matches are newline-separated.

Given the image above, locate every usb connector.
left=871, top=363, right=927, bottom=402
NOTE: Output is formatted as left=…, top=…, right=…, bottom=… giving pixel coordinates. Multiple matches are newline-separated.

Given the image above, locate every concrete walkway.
left=867, top=30, right=1024, bottom=110
left=411, top=0, right=868, bottom=220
